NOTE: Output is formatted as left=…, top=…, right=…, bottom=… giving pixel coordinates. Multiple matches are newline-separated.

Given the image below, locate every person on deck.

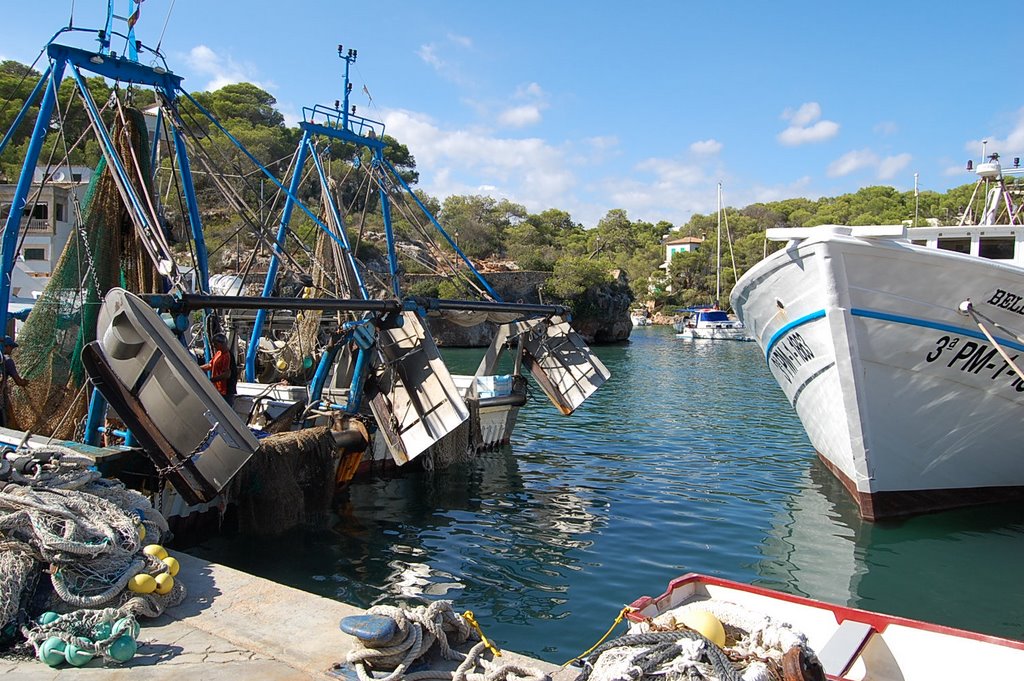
left=200, top=333, right=236, bottom=406
left=0, top=335, right=28, bottom=428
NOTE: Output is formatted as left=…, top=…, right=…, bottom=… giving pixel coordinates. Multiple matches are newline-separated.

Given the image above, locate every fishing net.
left=0, top=446, right=183, bottom=663
left=9, top=107, right=163, bottom=438
left=226, top=426, right=338, bottom=535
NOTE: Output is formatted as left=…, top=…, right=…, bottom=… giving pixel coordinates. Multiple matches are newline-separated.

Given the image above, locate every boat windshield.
left=699, top=311, right=730, bottom=322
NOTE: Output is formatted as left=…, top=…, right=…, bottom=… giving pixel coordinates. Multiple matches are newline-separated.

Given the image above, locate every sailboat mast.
left=716, top=182, right=722, bottom=304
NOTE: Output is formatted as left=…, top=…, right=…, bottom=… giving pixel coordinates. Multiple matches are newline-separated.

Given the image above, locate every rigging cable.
left=155, top=0, right=176, bottom=55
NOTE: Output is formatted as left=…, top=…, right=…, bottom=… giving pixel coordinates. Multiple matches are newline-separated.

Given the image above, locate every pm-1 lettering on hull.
left=769, top=330, right=816, bottom=384
left=925, top=335, right=1024, bottom=392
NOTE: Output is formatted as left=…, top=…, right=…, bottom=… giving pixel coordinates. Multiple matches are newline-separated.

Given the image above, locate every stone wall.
left=407, top=271, right=632, bottom=347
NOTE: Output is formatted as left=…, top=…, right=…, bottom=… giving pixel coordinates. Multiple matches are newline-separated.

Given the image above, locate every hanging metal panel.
left=518, top=317, right=611, bottom=415
left=368, top=312, right=469, bottom=465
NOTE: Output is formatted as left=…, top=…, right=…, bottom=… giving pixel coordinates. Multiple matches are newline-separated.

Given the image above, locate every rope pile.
left=344, top=601, right=548, bottom=681
left=0, top=445, right=185, bottom=667
left=583, top=601, right=824, bottom=681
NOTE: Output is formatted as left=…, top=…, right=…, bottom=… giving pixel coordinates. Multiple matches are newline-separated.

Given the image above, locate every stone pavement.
left=0, top=553, right=575, bottom=680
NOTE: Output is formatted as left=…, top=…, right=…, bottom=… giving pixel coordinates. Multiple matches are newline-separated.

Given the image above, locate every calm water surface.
left=194, top=325, right=1024, bottom=661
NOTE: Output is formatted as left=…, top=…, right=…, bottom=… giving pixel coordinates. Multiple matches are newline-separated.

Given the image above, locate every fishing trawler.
left=0, top=4, right=608, bottom=526
left=731, top=151, right=1024, bottom=520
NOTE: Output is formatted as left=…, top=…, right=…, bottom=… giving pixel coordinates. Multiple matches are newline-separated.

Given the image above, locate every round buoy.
left=142, top=544, right=168, bottom=561
left=162, top=556, right=180, bottom=577
left=38, top=637, right=66, bottom=667
left=128, top=573, right=157, bottom=594
left=93, top=621, right=113, bottom=641
left=276, top=358, right=288, bottom=371
left=154, top=573, right=174, bottom=595
left=107, top=634, right=138, bottom=662
left=679, top=609, right=727, bottom=647
left=112, top=617, right=141, bottom=639
left=37, top=611, right=60, bottom=626
left=64, top=641, right=94, bottom=667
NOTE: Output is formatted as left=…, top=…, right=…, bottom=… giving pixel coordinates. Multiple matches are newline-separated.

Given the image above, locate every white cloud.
left=183, top=45, right=267, bottom=91
left=749, top=177, right=816, bottom=204
left=383, top=108, right=575, bottom=211
left=417, top=44, right=444, bottom=71
left=878, top=153, right=912, bottom=180
left=690, top=139, right=723, bottom=156
left=779, top=120, right=840, bottom=146
left=518, top=82, right=544, bottom=98
left=786, top=102, right=822, bottom=128
left=874, top=121, right=899, bottom=136
left=827, top=149, right=878, bottom=177
left=498, top=105, right=542, bottom=127
left=966, top=107, right=1024, bottom=158
left=778, top=102, right=840, bottom=146
left=497, top=82, right=547, bottom=128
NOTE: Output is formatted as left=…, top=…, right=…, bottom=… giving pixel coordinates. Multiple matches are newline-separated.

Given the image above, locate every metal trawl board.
left=519, top=316, right=610, bottom=415
left=369, top=311, right=469, bottom=465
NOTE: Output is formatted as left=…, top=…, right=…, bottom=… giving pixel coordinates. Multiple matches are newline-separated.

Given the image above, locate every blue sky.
left=3, top=2, right=1023, bottom=228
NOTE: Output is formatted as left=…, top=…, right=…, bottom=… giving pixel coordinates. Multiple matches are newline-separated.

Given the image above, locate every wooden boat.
left=621, top=572, right=1024, bottom=680
left=731, top=153, right=1024, bottom=519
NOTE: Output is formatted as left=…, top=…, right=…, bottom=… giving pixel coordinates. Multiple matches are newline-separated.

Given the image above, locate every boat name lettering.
left=769, top=331, right=815, bottom=383
left=987, top=289, right=1024, bottom=315
left=925, top=335, right=1024, bottom=391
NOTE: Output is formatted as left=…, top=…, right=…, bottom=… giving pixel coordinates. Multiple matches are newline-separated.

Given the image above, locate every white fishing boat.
left=608, top=572, right=1024, bottom=681
left=731, top=152, right=1024, bottom=519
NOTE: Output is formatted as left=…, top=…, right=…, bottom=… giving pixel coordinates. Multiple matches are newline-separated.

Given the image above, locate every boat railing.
left=765, top=225, right=907, bottom=242
left=303, top=104, right=385, bottom=141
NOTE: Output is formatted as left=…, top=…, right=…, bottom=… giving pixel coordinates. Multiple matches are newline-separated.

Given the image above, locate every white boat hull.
left=732, top=226, right=1024, bottom=519
left=676, top=326, right=752, bottom=341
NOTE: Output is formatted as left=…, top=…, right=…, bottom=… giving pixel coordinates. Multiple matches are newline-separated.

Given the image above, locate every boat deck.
left=0, top=554, right=573, bottom=680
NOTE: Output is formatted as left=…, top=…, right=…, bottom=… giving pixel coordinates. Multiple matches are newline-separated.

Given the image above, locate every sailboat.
left=674, top=183, right=752, bottom=341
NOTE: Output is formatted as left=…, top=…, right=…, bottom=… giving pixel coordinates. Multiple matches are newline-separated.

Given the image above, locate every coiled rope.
left=581, top=632, right=743, bottom=681
left=344, top=601, right=548, bottom=681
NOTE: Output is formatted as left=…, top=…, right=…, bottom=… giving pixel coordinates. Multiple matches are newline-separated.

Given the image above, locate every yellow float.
left=678, top=609, right=726, bottom=647
left=127, top=573, right=156, bottom=594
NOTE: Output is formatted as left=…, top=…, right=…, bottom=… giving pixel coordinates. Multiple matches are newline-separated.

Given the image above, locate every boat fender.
left=782, top=645, right=826, bottom=681
left=340, top=613, right=399, bottom=645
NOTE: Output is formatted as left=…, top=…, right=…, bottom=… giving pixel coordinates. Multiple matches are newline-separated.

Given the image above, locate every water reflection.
left=757, top=453, right=1024, bottom=640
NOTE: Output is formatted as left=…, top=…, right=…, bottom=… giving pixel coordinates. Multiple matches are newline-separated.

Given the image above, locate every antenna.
left=338, top=43, right=358, bottom=132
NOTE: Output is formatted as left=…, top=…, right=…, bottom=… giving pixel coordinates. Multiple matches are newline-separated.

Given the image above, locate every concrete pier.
left=0, top=553, right=576, bottom=680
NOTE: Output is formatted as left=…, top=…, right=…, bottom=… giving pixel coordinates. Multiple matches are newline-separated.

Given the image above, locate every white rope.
left=959, top=300, right=1024, bottom=380
left=344, top=602, right=548, bottom=681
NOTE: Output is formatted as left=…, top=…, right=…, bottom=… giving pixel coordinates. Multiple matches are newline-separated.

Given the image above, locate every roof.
left=664, top=236, right=705, bottom=245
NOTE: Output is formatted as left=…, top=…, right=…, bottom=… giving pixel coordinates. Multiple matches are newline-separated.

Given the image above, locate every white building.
left=662, top=235, right=704, bottom=269
left=0, top=166, right=93, bottom=300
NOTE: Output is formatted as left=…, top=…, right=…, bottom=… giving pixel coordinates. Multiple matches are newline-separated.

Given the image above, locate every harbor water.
left=193, top=325, right=1024, bottom=661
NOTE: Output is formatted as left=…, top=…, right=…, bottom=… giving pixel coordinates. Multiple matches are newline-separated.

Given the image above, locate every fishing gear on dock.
left=340, top=601, right=548, bottom=681
left=0, top=445, right=184, bottom=667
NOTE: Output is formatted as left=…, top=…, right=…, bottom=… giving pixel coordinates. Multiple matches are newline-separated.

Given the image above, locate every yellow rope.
left=462, top=610, right=501, bottom=657
left=560, top=606, right=635, bottom=669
